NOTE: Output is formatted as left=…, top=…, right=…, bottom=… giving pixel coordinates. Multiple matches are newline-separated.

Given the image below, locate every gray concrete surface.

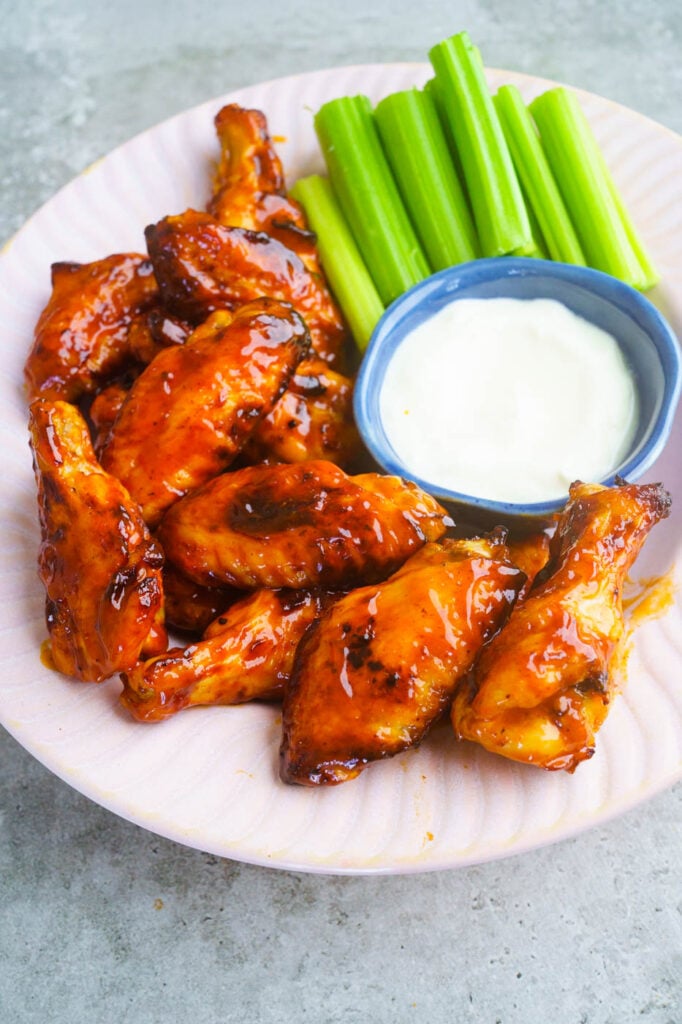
left=2, top=1, right=681, bottom=1021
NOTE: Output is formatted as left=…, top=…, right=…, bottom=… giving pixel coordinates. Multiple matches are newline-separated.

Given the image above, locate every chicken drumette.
left=208, top=103, right=321, bottom=276
left=28, top=399, right=167, bottom=682
left=121, top=588, right=337, bottom=721
left=280, top=535, right=525, bottom=785
left=452, top=480, right=671, bottom=771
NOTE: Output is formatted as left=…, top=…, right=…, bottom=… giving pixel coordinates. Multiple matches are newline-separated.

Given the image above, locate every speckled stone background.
left=2, top=2, right=681, bottom=1022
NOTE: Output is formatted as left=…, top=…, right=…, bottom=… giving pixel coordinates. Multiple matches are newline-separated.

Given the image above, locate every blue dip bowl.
left=354, top=257, right=682, bottom=527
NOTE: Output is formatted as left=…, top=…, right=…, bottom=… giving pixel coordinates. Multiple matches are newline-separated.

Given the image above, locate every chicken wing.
left=24, top=254, right=158, bottom=402
left=280, top=536, right=525, bottom=785
left=243, top=358, right=361, bottom=467
left=207, top=104, right=323, bottom=277
left=28, top=399, right=167, bottom=682
left=120, top=588, right=336, bottom=721
left=100, top=299, right=309, bottom=527
left=451, top=481, right=671, bottom=771
left=145, top=209, right=347, bottom=367
left=158, top=460, right=452, bottom=591
left=210, top=103, right=285, bottom=200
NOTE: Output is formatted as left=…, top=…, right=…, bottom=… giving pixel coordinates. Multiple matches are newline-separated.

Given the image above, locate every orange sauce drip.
left=40, top=639, right=56, bottom=671
left=612, top=566, right=677, bottom=693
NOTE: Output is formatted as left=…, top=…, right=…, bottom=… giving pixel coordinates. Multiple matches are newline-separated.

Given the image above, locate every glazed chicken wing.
left=28, top=399, right=167, bottom=682
left=145, top=210, right=347, bottom=366
left=158, top=460, right=452, bottom=591
left=120, top=588, right=337, bottom=721
left=243, top=358, right=361, bottom=467
left=211, top=103, right=285, bottom=196
left=452, top=481, right=671, bottom=771
left=208, top=103, right=323, bottom=277
left=100, top=299, right=309, bottom=527
left=24, top=254, right=158, bottom=402
left=280, top=536, right=525, bottom=785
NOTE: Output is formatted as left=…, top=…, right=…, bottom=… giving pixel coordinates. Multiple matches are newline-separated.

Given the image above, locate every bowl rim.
left=353, top=257, right=682, bottom=516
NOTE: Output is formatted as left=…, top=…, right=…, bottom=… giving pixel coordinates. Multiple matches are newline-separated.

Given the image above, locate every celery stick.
left=494, top=85, right=586, bottom=266
left=424, top=77, right=469, bottom=194
left=529, top=87, right=657, bottom=289
left=514, top=184, right=549, bottom=259
left=374, top=88, right=479, bottom=271
left=314, top=95, right=430, bottom=305
left=290, top=175, right=384, bottom=351
left=429, top=31, right=532, bottom=257
left=596, top=148, right=659, bottom=288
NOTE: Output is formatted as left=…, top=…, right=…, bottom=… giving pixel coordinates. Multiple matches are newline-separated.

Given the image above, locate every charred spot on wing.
left=227, top=488, right=316, bottom=534
left=575, top=671, right=609, bottom=696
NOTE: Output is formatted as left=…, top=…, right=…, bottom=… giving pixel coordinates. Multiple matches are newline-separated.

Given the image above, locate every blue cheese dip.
left=379, top=297, right=638, bottom=504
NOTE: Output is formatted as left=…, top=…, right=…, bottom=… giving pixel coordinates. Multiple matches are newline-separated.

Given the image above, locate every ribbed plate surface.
left=1, top=65, right=681, bottom=874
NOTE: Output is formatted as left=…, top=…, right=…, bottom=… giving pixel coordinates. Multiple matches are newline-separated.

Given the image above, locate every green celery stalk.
left=429, top=31, right=532, bottom=257
left=290, top=175, right=384, bottom=351
left=596, top=147, right=659, bottom=288
left=374, top=87, right=479, bottom=271
left=515, top=184, right=549, bottom=259
left=314, top=95, right=430, bottom=305
left=494, top=85, right=586, bottom=266
left=529, top=87, right=657, bottom=289
left=419, top=76, right=473, bottom=227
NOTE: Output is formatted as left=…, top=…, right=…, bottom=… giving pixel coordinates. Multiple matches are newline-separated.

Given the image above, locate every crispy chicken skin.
left=28, top=399, right=167, bottom=682
left=100, top=300, right=309, bottom=527
left=280, top=536, right=525, bottom=786
left=244, top=358, right=361, bottom=467
left=120, top=588, right=337, bottom=721
left=25, top=254, right=158, bottom=402
left=208, top=104, right=323, bottom=277
left=452, top=481, right=671, bottom=771
left=158, top=460, right=452, bottom=591
left=145, top=209, right=347, bottom=367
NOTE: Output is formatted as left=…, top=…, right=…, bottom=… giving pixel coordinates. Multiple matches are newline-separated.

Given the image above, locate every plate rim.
left=2, top=61, right=681, bottom=875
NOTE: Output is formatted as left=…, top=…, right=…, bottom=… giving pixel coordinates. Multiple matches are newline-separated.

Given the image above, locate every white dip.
left=379, top=297, right=638, bottom=504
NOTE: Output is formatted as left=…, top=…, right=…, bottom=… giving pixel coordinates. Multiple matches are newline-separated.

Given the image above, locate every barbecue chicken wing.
left=25, top=254, right=158, bottom=402
left=208, top=104, right=321, bottom=275
left=280, top=535, right=525, bottom=785
left=100, top=299, right=309, bottom=527
left=120, top=588, right=336, bottom=721
left=158, top=460, right=452, bottom=591
left=145, top=209, right=347, bottom=367
left=28, top=399, right=167, bottom=682
left=244, top=358, right=361, bottom=467
left=452, top=481, right=671, bottom=771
